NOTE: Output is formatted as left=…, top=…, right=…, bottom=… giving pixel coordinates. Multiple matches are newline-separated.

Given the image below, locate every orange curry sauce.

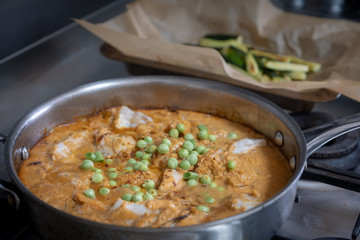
left=19, top=107, right=292, bottom=227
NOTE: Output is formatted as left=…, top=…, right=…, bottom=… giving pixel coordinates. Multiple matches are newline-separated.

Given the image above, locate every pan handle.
left=302, top=112, right=360, bottom=193
left=303, top=112, right=360, bottom=159
left=0, top=133, right=20, bottom=210
left=0, top=133, right=6, bottom=144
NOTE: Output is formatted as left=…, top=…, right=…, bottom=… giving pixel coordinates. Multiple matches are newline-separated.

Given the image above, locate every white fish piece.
left=109, top=198, right=124, bottom=212
left=52, top=131, right=90, bottom=163
left=231, top=138, right=266, bottom=154
left=114, top=106, right=153, bottom=130
left=231, top=194, right=261, bottom=211
left=158, top=169, right=185, bottom=192
left=97, top=133, right=136, bottom=156
left=109, top=198, right=152, bottom=216
left=124, top=202, right=152, bottom=215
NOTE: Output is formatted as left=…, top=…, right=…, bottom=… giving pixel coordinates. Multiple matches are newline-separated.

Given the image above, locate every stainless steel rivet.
left=21, top=146, right=29, bottom=160
left=274, top=131, right=284, bottom=146
left=289, top=156, right=296, bottom=171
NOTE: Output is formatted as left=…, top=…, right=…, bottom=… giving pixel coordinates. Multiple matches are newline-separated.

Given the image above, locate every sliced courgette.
left=199, top=38, right=238, bottom=49
left=251, top=49, right=291, bottom=62
left=289, top=56, right=321, bottom=72
left=245, top=52, right=261, bottom=76
left=221, top=46, right=246, bottom=69
left=264, top=61, right=309, bottom=72
left=199, top=34, right=243, bottom=49
left=202, top=34, right=239, bottom=41
left=286, top=71, right=307, bottom=80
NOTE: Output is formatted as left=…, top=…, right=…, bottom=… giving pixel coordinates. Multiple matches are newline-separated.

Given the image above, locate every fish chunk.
left=95, top=128, right=136, bottom=157
left=228, top=194, right=261, bottom=211
left=231, top=138, right=266, bottom=154
left=52, top=131, right=90, bottom=163
left=158, top=169, right=185, bottom=192
left=114, top=106, right=153, bottom=130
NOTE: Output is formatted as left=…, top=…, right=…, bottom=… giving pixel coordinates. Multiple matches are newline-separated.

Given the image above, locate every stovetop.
left=1, top=0, right=360, bottom=239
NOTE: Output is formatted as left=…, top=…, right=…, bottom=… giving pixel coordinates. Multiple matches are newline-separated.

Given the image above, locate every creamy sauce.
left=19, top=106, right=293, bottom=227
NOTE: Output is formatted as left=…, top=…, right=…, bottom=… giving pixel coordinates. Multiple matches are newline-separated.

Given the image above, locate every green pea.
left=108, top=172, right=119, bottom=179
left=85, top=152, right=96, bottom=161
left=178, top=148, right=190, bottom=158
left=183, top=141, right=194, bottom=152
left=209, top=182, right=217, bottom=188
left=169, top=129, right=179, bottom=138
left=183, top=172, right=199, bottom=179
left=144, top=192, right=154, bottom=200
left=81, top=159, right=94, bottom=170
left=138, top=163, right=148, bottom=172
left=228, top=132, right=237, bottom=139
left=144, top=136, right=153, bottom=144
left=167, top=157, right=178, bottom=169
left=187, top=153, right=198, bottom=166
left=109, top=180, right=117, bottom=187
left=92, top=173, right=104, bottom=183
left=176, top=123, right=185, bottom=133
left=128, top=158, right=137, bottom=165
left=191, top=150, right=199, bottom=156
left=136, top=140, right=147, bottom=148
left=203, top=148, right=210, bottom=154
left=197, top=124, right=207, bottom=131
left=135, top=151, right=144, bottom=159
left=108, top=168, right=117, bottom=172
left=189, top=139, right=197, bottom=148
left=208, top=134, right=216, bottom=142
left=227, top=160, right=236, bottom=170
left=205, top=197, right=215, bottom=204
left=99, top=187, right=110, bottom=195
left=92, top=168, right=102, bottom=173
left=157, top=143, right=170, bottom=154
left=133, top=161, right=142, bottom=170
left=141, top=160, right=150, bottom=166
left=200, top=175, right=211, bottom=185
left=162, top=138, right=171, bottom=146
left=187, top=179, right=198, bottom=187
left=124, top=166, right=133, bottom=172
left=131, top=185, right=141, bottom=192
left=184, top=133, right=194, bottom=141
left=105, top=159, right=113, bottom=164
left=197, top=205, right=209, bottom=212
left=132, top=192, right=144, bottom=202
left=122, top=193, right=132, bottom=201
left=217, top=187, right=225, bottom=191
left=142, top=179, right=155, bottom=190
left=83, top=189, right=95, bottom=199
left=146, top=145, right=157, bottom=154
left=148, top=189, right=157, bottom=196
left=121, top=184, right=130, bottom=188
left=195, top=145, right=206, bottom=154
left=198, top=129, right=209, bottom=140
left=179, top=160, right=191, bottom=170
left=94, top=151, right=105, bottom=162
left=141, top=153, right=151, bottom=160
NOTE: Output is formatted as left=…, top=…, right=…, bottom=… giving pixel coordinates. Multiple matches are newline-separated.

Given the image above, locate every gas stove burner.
left=291, top=112, right=360, bottom=170
left=310, top=131, right=358, bottom=159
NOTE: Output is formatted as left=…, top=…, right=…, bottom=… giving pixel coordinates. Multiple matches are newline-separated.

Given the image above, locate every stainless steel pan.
left=1, top=76, right=359, bottom=240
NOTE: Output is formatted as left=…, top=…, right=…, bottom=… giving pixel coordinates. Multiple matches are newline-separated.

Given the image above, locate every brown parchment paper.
left=75, top=0, right=360, bottom=102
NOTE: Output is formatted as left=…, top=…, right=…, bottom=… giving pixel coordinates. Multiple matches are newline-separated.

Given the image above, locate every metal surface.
left=304, top=113, right=360, bottom=158
left=3, top=76, right=305, bottom=240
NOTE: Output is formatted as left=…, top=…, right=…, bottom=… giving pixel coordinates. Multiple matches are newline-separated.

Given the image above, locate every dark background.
left=0, top=0, right=115, bottom=59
